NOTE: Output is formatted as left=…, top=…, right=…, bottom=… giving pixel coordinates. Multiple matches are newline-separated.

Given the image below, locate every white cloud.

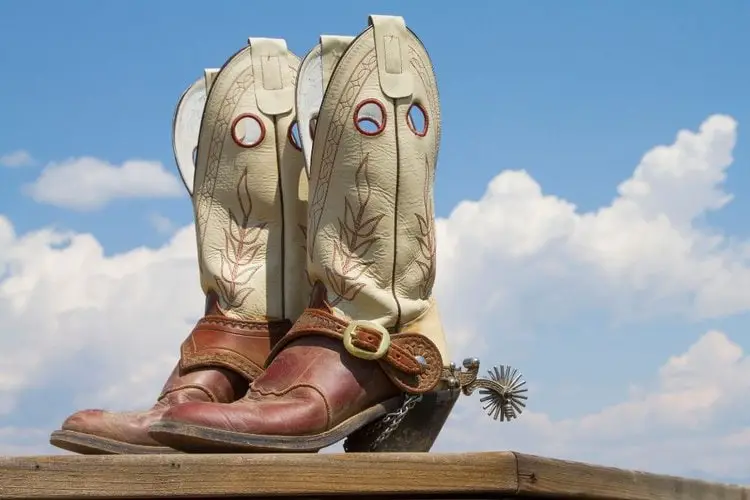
left=0, top=215, right=202, bottom=417
left=0, top=150, right=35, bottom=168
left=24, top=157, right=184, bottom=211
left=437, top=330, right=750, bottom=481
left=435, top=114, right=747, bottom=354
left=148, top=213, right=177, bottom=235
left=0, top=114, right=749, bottom=479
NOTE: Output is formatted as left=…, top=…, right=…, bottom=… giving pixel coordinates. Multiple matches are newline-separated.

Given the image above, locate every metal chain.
left=367, top=394, right=423, bottom=451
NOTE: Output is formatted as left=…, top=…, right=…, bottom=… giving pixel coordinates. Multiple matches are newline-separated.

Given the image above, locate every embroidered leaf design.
left=415, top=214, right=429, bottom=236
left=413, top=157, right=437, bottom=300
left=324, top=154, right=385, bottom=305
left=237, top=167, right=253, bottom=223
left=358, top=214, right=386, bottom=238
left=214, top=170, right=267, bottom=311
left=344, top=198, right=357, bottom=235
left=299, top=224, right=308, bottom=253
left=352, top=238, right=377, bottom=256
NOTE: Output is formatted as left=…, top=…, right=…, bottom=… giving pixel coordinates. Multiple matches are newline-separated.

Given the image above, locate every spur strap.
left=268, top=308, right=443, bottom=394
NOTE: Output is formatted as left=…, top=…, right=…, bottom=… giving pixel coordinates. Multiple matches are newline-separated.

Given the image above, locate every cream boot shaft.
left=305, top=16, right=450, bottom=363
left=194, top=38, right=310, bottom=325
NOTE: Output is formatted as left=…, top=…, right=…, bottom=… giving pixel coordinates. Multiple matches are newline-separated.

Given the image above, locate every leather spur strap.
left=179, top=315, right=292, bottom=382
left=269, top=309, right=443, bottom=394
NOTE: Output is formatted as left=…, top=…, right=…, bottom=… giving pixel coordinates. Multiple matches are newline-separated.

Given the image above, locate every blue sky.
left=1, top=0, right=749, bottom=483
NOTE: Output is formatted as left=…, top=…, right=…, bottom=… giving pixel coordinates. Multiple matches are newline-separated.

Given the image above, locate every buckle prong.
left=343, top=320, right=391, bottom=360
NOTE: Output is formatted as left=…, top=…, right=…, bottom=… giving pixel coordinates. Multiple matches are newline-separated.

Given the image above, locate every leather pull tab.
left=320, top=35, right=354, bottom=91
left=247, top=37, right=294, bottom=116
left=203, top=68, right=219, bottom=93
left=368, top=15, right=413, bottom=99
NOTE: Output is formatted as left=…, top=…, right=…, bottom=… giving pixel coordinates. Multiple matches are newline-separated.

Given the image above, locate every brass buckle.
left=342, top=320, right=391, bottom=360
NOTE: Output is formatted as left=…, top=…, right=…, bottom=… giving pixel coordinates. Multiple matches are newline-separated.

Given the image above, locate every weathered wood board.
left=0, top=451, right=747, bottom=500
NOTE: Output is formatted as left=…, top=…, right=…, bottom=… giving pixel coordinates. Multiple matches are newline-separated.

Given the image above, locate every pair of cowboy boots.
left=50, top=15, right=458, bottom=455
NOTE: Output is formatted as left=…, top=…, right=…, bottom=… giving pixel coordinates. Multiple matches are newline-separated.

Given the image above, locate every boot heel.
left=343, top=387, right=460, bottom=453
left=343, top=358, right=530, bottom=453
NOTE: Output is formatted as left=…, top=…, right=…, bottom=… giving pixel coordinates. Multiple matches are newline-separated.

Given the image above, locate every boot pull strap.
left=247, top=37, right=295, bottom=116
left=368, top=15, right=413, bottom=99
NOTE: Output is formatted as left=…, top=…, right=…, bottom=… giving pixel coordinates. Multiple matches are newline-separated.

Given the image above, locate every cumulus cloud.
left=0, top=114, right=748, bottom=480
left=148, top=213, right=177, bottom=235
left=24, top=157, right=184, bottom=210
left=437, top=330, right=750, bottom=481
left=0, top=150, right=35, bottom=168
left=436, top=114, right=747, bottom=354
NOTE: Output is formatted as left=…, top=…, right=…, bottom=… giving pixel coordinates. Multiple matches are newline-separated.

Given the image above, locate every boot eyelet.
left=231, top=113, right=266, bottom=148
left=353, top=99, right=386, bottom=136
left=288, top=120, right=303, bottom=151
left=406, top=103, right=428, bottom=137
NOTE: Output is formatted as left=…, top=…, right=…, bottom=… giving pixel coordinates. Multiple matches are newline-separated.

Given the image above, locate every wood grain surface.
left=0, top=451, right=747, bottom=500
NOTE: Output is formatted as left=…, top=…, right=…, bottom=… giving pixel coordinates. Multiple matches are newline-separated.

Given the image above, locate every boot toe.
left=59, top=408, right=162, bottom=446
left=61, top=409, right=108, bottom=433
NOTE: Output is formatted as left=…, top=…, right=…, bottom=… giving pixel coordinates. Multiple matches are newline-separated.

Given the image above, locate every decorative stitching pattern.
left=324, top=153, right=385, bottom=306
left=195, top=54, right=299, bottom=282
left=214, top=169, right=267, bottom=311
left=408, top=45, right=441, bottom=161
left=197, top=316, right=286, bottom=330
left=196, top=53, right=255, bottom=246
left=308, top=49, right=378, bottom=257
left=414, top=157, right=436, bottom=300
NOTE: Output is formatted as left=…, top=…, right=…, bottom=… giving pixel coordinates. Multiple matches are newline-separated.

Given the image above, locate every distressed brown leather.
left=271, top=309, right=442, bottom=394
left=156, top=283, right=442, bottom=439
left=178, top=314, right=291, bottom=384
left=54, top=293, right=291, bottom=452
left=59, top=364, right=248, bottom=448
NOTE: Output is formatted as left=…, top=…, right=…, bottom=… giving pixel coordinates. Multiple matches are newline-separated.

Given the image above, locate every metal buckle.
left=342, top=320, right=391, bottom=360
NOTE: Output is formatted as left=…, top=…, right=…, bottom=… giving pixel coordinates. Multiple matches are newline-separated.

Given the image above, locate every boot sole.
left=50, top=430, right=180, bottom=455
left=148, top=396, right=403, bottom=453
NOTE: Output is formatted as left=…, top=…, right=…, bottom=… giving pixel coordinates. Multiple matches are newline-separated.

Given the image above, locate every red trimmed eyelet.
left=231, top=113, right=266, bottom=148
left=406, top=103, right=429, bottom=137
left=288, top=120, right=302, bottom=151
left=353, top=99, right=387, bottom=136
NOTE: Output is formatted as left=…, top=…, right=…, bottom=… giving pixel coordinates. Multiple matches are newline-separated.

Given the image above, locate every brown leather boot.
left=50, top=37, right=310, bottom=455
left=49, top=295, right=290, bottom=454
left=149, top=16, right=460, bottom=454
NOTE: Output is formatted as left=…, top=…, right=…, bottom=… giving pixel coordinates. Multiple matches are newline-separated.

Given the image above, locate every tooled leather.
left=179, top=315, right=292, bottom=381
left=269, top=308, right=442, bottom=394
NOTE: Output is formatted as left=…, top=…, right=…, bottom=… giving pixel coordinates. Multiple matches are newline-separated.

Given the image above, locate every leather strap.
left=269, top=308, right=442, bottom=394
left=158, top=363, right=232, bottom=403
left=179, top=315, right=292, bottom=381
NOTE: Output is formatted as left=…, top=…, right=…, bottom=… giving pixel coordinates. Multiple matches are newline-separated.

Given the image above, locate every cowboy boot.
left=173, top=68, right=218, bottom=195
left=49, top=38, right=309, bottom=455
left=150, top=17, right=462, bottom=454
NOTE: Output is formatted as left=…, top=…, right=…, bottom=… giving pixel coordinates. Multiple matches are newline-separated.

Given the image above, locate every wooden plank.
left=2, top=451, right=748, bottom=500
left=0, top=452, right=518, bottom=499
left=514, top=453, right=750, bottom=500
